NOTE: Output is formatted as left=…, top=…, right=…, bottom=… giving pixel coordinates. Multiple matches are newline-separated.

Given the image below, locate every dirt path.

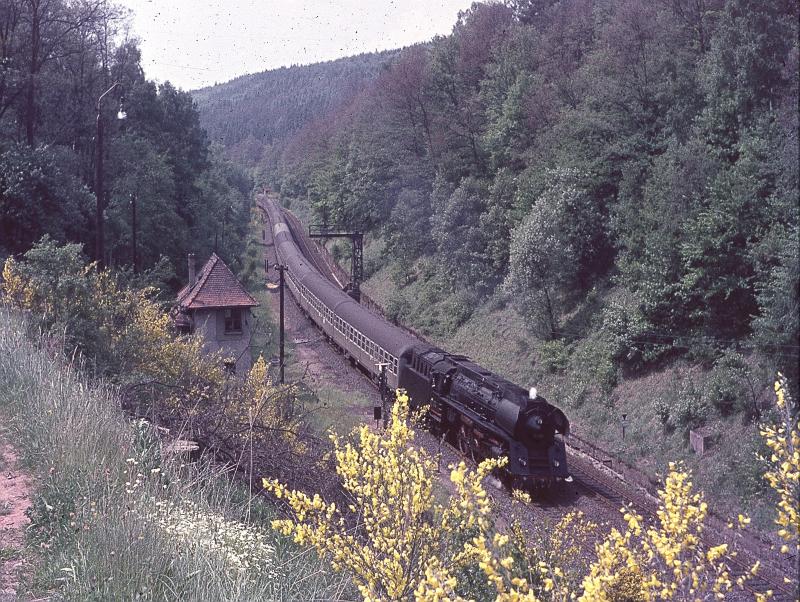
left=0, top=426, right=32, bottom=601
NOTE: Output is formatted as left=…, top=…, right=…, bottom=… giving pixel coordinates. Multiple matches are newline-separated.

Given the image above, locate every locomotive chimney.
left=188, top=253, right=196, bottom=285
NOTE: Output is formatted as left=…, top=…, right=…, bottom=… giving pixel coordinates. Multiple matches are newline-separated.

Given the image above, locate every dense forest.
left=193, top=51, right=398, bottom=167
left=200, top=0, right=798, bottom=384
left=0, top=0, right=252, bottom=287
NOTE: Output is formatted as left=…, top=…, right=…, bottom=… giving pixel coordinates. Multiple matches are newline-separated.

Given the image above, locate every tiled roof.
left=175, top=253, right=258, bottom=310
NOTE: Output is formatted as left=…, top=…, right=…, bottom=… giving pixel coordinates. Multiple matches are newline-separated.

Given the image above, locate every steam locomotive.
left=262, top=196, right=570, bottom=486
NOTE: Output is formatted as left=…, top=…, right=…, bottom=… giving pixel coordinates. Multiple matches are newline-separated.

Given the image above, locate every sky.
left=117, top=0, right=477, bottom=91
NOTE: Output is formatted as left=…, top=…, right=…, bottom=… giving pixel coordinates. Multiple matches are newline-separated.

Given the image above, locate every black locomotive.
left=262, top=196, right=569, bottom=486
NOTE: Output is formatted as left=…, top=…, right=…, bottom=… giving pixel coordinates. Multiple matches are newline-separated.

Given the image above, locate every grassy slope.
left=0, top=308, right=353, bottom=600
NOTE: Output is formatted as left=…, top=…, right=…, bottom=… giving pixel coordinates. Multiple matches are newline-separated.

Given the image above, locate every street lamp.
left=95, top=82, right=126, bottom=269
left=130, top=193, right=138, bottom=274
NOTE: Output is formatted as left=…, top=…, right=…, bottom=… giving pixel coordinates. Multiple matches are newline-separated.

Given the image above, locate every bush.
left=2, top=237, right=212, bottom=382
left=572, top=336, right=618, bottom=395
left=704, top=351, right=762, bottom=418
left=653, top=396, right=671, bottom=428
left=675, top=379, right=709, bottom=430
left=536, top=339, right=570, bottom=374
left=600, top=298, right=670, bottom=368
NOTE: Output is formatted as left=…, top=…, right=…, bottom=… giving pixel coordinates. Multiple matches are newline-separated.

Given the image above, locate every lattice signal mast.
left=308, top=224, right=363, bottom=303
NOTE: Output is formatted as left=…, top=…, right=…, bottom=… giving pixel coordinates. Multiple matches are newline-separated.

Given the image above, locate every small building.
left=174, top=253, right=258, bottom=375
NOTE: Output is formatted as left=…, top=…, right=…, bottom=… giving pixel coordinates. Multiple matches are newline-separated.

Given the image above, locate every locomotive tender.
left=263, top=196, right=570, bottom=486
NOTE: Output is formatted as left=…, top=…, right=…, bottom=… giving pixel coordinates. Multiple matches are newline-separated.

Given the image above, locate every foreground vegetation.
left=265, top=389, right=797, bottom=601
left=0, top=308, right=353, bottom=600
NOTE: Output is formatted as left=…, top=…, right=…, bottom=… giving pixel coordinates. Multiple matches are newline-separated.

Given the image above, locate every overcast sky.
left=117, top=0, right=476, bottom=90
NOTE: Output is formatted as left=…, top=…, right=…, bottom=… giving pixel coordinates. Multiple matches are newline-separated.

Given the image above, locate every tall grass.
left=0, top=308, right=354, bottom=600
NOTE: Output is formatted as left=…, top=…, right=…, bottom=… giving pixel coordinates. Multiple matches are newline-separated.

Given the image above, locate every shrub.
left=572, top=336, right=618, bottom=395
left=653, top=396, right=671, bottom=428
left=704, top=350, right=764, bottom=419
left=759, top=375, right=799, bottom=575
left=600, top=298, right=670, bottom=368
left=536, top=339, right=570, bottom=374
left=674, top=379, right=709, bottom=430
left=579, top=463, right=760, bottom=601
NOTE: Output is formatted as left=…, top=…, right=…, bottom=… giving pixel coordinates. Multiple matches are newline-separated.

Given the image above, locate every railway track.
left=258, top=194, right=798, bottom=601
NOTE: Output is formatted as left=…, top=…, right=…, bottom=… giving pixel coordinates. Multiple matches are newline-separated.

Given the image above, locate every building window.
left=224, top=308, right=242, bottom=333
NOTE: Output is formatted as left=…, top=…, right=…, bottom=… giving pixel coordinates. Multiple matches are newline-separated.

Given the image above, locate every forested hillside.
left=255, top=0, right=798, bottom=382
left=0, top=0, right=252, bottom=288
left=193, top=51, right=398, bottom=167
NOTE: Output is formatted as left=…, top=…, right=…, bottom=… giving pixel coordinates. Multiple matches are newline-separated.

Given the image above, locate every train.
left=262, top=195, right=570, bottom=487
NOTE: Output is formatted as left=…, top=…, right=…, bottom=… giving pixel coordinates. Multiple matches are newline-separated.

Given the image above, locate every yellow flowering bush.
left=759, top=375, right=799, bottom=585
left=265, top=391, right=442, bottom=600
left=1, top=239, right=220, bottom=384
left=218, top=355, right=305, bottom=457
left=264, top=391, right=551, bottom=602
left=502, top=510, right=598, bottom=601
left=1, top=256, right=34, bottom=306
left=578, top=463, right=757, bottom=601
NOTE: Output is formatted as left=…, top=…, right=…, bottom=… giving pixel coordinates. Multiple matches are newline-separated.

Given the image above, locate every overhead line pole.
left=308, top=224, right=363, bottom=302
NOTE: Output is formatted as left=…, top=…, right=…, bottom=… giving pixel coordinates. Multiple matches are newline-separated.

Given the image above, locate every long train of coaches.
left=262, top=195, right=570, bottom=487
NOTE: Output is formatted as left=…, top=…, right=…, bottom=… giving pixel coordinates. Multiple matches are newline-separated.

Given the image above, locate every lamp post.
left=130, top=192, right=138, bottom=274
left=95, top=82, right=126, bottom=269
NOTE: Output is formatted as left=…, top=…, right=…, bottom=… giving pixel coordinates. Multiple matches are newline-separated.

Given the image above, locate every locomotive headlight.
left=526, top=414, right=543, bottom=431
left=553, top=459, right=560, bottom=467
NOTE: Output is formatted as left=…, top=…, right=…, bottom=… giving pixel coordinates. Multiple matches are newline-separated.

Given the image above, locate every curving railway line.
left=258, top=193, right=798, bottom=601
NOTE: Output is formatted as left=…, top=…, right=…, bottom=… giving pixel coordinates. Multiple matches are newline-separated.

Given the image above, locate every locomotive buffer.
left=308, top=224, right=363, bottom=303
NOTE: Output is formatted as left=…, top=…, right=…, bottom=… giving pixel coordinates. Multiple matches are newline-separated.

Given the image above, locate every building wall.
left=192, top=308, right=253, bottom=375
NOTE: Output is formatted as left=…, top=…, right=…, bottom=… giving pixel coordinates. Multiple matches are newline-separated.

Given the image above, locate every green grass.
left=305, top=386, right=376, bottom=437
left=0, top=307, right=355, bottom=601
